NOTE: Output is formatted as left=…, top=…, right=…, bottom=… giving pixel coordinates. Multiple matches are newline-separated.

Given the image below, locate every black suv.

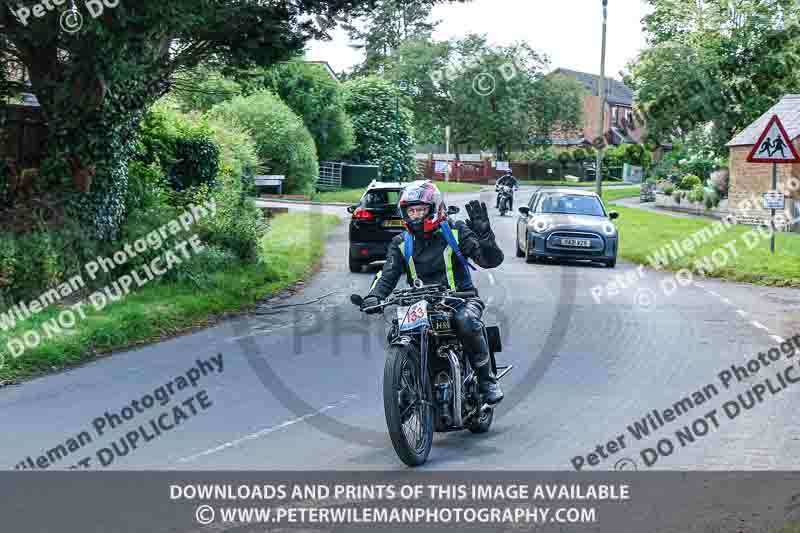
left=347, top=180, right=406, bottom=273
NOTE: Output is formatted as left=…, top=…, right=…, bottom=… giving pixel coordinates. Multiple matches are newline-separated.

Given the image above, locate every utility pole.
left=445, top=125, right=451, bottom=182
left=595, top=0, right=608, bottom=197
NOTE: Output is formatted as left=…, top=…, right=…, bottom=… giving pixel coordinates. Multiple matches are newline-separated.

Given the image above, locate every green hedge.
left=211, top=91, right=318, bottom=194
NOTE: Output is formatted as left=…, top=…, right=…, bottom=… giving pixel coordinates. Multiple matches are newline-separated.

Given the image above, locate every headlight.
left=529, top=218, right=550, bottom=233
left=602, top=221, right=617, bottom=236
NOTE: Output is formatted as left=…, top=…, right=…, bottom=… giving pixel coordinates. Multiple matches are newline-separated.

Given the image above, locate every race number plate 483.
left=397, top=300, right=430, bottom=331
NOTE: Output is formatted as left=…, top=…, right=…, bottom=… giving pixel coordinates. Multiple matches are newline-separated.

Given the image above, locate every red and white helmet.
left=398, top=180, right=446, bottom=237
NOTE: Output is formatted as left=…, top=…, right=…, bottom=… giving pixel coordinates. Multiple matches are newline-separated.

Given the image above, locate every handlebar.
left=352, top=285, right=476, bottom=313
left=450, top=291, right=477, bottom=299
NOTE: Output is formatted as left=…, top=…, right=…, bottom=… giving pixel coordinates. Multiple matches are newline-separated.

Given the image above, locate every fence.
left=317, top=161, right=344, bottom=190
left=0, top=104, right=47, bottom=166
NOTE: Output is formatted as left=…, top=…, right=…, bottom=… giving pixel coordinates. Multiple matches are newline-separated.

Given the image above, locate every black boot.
left=476, top=364, right=504, bottom=405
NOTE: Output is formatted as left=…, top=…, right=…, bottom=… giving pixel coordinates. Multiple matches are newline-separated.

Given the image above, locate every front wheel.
left=383, top=345, right=434, bottom=467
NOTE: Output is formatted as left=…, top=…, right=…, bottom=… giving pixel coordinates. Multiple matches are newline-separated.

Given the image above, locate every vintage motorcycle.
left=496, top=185, right=514, bottom=216
left=352, top=281, right=512, bottom=467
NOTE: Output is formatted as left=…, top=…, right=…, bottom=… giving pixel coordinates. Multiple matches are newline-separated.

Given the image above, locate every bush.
left=663, top=185, right=674, bottom=196
left=254, top=60, right=356, bottom=161
left=126, top=161, right=170, bottom=212
left=134, top=102, right=222, bottom=205
left=169, top=244, right=239, bottom=286
left=0, top=221, right=105, bottom=305
left=678, top=174, right=702, bottom=191
left=211, top=91, right=319, bottom=194
left=710, top=170, right=729, bottom=198
left=689, top=184, right=705, bottom=203
left=0, top=159, right=11, bottom=210
left=572, top=148, right=588, bottom=162
left=206, top=116, right=260, bottom=195
left=343, top=77, right=416, bottom=181
left=523, top=146, right=557, bottom=161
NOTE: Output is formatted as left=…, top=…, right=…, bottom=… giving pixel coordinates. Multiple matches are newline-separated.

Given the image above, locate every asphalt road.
left=3, top=187, right=800, bottom=474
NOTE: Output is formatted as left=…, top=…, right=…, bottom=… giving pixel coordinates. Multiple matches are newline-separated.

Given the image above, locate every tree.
left=343, top=0, right=445, bottom=75
left=446, top=35, right=546, bottom=159
left=626, top=0, right=800, bottom=155
left=0, top=0, right=416, bottom=239
left=343, top=76, right=416, bottom=181
left=528, top=73, right=586, bottom=143
left=211, top=91, right=319, bottom=195
left=384, top=34, right=556, bottom=158
left=384, top=38, right=453, bottom=145
left=172, top=66, right=242, bottom=114
left=238, top=60, right=355, bottom=161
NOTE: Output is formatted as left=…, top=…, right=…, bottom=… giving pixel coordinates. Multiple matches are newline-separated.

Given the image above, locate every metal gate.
left=317, top=161, right=343, bottom=190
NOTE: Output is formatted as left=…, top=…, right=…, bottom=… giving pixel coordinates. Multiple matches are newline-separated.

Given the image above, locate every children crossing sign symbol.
left=746, top=115, right=800, bottom=163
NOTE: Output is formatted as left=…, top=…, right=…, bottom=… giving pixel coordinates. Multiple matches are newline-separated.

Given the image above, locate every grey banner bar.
left=2, top=472, right=800, bottom=533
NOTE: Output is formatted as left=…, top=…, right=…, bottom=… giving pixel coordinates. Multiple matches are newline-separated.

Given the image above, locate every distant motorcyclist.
left=495, top=173, right=519, bottom=209
left=360, top=180, right=505, bottom=405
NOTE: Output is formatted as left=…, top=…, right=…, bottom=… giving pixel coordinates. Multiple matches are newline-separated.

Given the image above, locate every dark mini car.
left=347, top=180, right=406, bottom=273
left=515, top=188, right=619, bottom=268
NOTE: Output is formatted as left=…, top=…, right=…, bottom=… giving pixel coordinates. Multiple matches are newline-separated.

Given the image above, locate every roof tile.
left=726, top=95, right=800, bottom=147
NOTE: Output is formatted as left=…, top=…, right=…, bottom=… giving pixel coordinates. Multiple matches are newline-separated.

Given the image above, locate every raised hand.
left=465, top=200, right=492, bottom=237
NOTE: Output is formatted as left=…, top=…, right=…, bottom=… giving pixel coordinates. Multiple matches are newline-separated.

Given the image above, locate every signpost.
left=746, top=115, right=800, bottom=253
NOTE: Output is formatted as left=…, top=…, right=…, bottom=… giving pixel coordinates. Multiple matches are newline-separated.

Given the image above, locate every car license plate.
left=383, top=219, right=405, bottom=228
left=561, top=238, right=591, bottom=247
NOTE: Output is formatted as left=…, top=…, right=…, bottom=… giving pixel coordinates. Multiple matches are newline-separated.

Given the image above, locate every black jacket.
left=367, top=219, right=504, bottom=300
left=496, top=175, right=518, bottom=188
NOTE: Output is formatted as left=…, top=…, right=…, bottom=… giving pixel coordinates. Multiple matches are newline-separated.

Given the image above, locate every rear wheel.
left=383, top=345, right=434, bottom=467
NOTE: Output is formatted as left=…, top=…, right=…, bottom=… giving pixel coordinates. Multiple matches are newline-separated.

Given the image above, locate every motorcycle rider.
left=359, top=180, right=505, bottom=405
left=495, top=173, right=519, bottom=210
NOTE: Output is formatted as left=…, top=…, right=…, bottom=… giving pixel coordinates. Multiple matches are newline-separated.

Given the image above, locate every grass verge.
left=606, top=203, right=800, bottom=286
left=312, top=180, right=483, bottom=204
left=601, top=186, right=641, bottom=203
left=0, top=212, right=341, bottom=385
left=520, top=179, right=623, bottom=187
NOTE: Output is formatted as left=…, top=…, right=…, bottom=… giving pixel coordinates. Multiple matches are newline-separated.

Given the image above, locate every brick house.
left=725, top=94, right=800, bottom=230
left=543, top=68, right=646, bottom=149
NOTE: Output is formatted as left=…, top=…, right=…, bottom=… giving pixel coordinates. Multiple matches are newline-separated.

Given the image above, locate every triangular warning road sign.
left=747, top=115, right=800, bottom=163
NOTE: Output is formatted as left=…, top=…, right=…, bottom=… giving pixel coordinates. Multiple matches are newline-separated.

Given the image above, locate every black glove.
left=360, top=295, right=382, bottom=314
left=465, top=200, right=492, bottom=238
